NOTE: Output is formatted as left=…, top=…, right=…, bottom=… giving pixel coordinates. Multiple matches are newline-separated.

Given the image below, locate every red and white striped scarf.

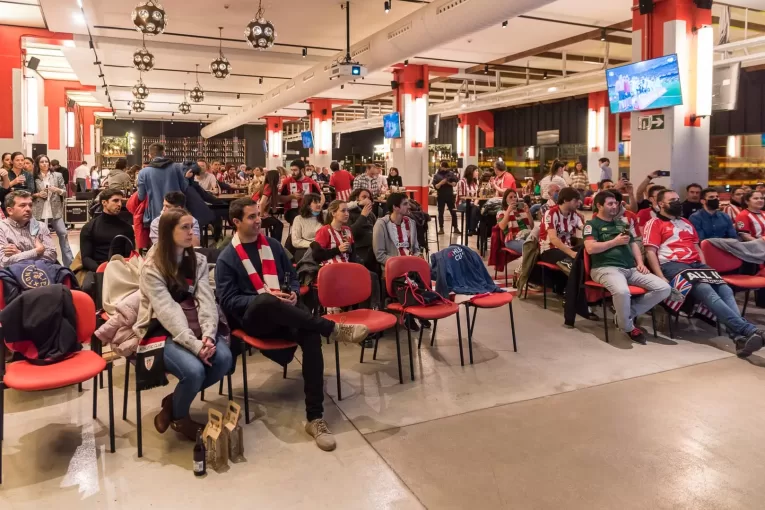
left=231, top=233, right=280, bottom=294
left=386, top=216, right=414, bottom=256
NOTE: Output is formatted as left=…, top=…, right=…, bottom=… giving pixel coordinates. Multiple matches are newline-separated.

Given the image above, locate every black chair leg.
left=717, top=321, right=722, bottom=337
left=200, top=389, right=205, bottom=401
left=122, top=362, right=130, bottom=421
left=92, top=375, right=98, bottom=419
left=394, top=324, right=403, bottom=384
left=406, top=323, right=414, bottom=381
left=240, top=341, right=250, bottom=424
left=78, top=382, right=83, bottom=393
left=359, top=340, right=366, bottom=363
left=509, top=302, right=518, bottom=352
left=602, top=289, right=609, bottom=344
left=456, top=309, right=465, bottom=366
left=542, top=266, right=547, bottom=309
left=335, top=340, right=342, bottom=401
left=430, top=319, right=438, bottom=347
left=373, top=333, right=380, bottom=360
left=227, top=373, right=233, bottom=400
left=283, top=365, right=287, bottom=379
left=651, top=309, right=658, bottom=338
left=100, top=372, right=104, bottom=390
left=743, top=290, right=750, bottom=317
left=668, top=312, right=675, bottom=339
left=469, top=307, right=478, bottom=338
left=0, top=387, right=4, bottom=484
left=417, top=327, right=425, bottom=350
left=136, top=387, right=143, bottom=458
left=466, top=308, right=475, bottom=364
left=107, top=363, right=115, bottom=453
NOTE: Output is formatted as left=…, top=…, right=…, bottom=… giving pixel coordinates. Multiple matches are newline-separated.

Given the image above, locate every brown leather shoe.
left=171, top=416, right=205, bottom=442
left=154, top=394, right=174, bottom=434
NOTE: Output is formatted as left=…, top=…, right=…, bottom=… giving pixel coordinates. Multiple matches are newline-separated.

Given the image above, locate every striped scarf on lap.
left=231, top=233, right=280, bottom=293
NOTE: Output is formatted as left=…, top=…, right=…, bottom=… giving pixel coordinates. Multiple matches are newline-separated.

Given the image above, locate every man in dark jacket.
left=431, top=160, right=461, bottom=235
left=137, top=143, right=188, bottom=226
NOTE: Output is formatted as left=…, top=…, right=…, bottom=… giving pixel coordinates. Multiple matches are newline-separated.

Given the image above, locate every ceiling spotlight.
left=259, top=77, right=263, bottom=85
left=210, top=27, right=231, bottom=79
left=502, top=20, right=508, bottom=28
left=543, top=71, right=548, bottom=80
left=302, top=47, right=307, bottom=58
left=245, top=0, right=276, bottom=51
left=484, top=64, right=489, bottom=74
left=340, top=84, right=344, bottom=89
left=384, top=1, right=390, bottom=13
left=207, top=113, right=210, bottom=118
left=131, top=0, right=167, bottom=36
left=404, top=59, right=408, bottom=67
left=600, top=28, right=607, bottom=41
left=98, top=73, right=104, bottom=78
left=218, top=105, right=221, bottom=110
left=237, top=93, right=241, bottom=99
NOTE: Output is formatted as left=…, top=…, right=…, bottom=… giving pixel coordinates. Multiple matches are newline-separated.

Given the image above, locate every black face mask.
left=730, top=198, right=741, bottom=207
left=706, top=199, right=720, bottom=210
left=665, top=202, right=683, bottom=217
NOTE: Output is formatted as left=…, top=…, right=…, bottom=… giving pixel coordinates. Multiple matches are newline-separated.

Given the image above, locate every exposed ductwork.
left=201, top=0, right=556, bottom=138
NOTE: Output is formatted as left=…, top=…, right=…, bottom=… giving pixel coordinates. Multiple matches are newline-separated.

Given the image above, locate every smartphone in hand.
left=656, top=170, right=670, bottom=177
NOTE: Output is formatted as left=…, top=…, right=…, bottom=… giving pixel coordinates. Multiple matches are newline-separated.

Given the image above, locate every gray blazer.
left=33, top=171, right=67, bottom=220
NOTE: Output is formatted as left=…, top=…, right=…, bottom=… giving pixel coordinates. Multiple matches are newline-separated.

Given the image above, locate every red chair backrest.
left=96, top=262, right=108, bottom=273
left=317, top=263, right=371, bottom=309
left=385, top=256, right=431, bottom=298
left=700, top=240, right=742, bottom=273
left=71, top=290, right=97, bottom=344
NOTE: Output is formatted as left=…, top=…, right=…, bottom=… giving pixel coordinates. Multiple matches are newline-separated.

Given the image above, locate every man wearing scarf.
left=215, top=198, right=368, bottom=452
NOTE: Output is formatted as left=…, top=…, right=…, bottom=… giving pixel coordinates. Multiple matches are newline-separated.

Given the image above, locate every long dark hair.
left=463, top=165, right=478, bottom=186
left=153, top=208, right=197, bottom=293
left=1, top=153, right=10, bottom=169
left=262, top=169, right=280, bottom=211
left=33, top=154, right=51, bottom=181
left=501, top=188, right=518, bottom=210
left=299, top=193, right=322, bottom=218
left=549, top=160, right=565, bottom=177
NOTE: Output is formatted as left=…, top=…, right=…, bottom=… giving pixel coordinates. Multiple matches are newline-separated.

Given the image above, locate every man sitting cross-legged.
left=215, top=198, right=368, bottom=451
left=584, top=191, right=671, bottom=344
left=644, top=189, right=765, bottom=358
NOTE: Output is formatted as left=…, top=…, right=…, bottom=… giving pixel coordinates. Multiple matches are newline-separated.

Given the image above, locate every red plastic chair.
left=318, top=263, right=398, bottom=398
left=231, top=330, right=297, bottom=424
left=385, top=256, right=464, bottom=376
left=583, top=249, right=657, bottom=344
left=700, top=240, right=765, bottom=317
left=0, top=290, right=114, bottom=485
left=464, top=292, right=518, bottom=364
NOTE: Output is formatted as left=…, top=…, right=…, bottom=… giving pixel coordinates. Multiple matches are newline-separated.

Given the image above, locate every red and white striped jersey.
left=539, top=205, right=584, bottom=253
left=724, top=203, right=742, bottom=221
left=457, top=178, right=478, bottom=199
left=735, top=209, right=765, bottom=238
left=314, top=225, right=354, bottom=265
left=385, top=216, right=415, bottom=256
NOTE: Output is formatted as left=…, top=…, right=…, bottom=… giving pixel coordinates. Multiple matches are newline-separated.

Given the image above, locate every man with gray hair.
left=491, top=160, right=517, bottom=197
left=0, top=190, right=57, bottom=268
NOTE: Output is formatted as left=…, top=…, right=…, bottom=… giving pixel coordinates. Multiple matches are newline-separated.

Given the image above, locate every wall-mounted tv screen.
left=301, top=131, right=314, bottom=149
left=606, top=54, right=683, bottom=113
left=383, top=112, right=402, bottom=139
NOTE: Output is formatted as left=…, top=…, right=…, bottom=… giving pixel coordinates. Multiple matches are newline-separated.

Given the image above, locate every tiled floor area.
left=3, top=221, right=765, bottom=509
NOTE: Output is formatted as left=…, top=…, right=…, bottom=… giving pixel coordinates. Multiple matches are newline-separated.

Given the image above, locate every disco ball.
left=210, top=56, right=231, bottom=79
left=179, top=101, right=191, bottom=114
left=190, top=85, right=205, bottom=103
left=244, top=18, right=276, bottom=50
left=132, top=46, right=155, bottom=72
left=132, top=80, right=150, bottom=99
left=131, top=1, right=167, bottom=35
left=132, top=100, right=146, bottom=112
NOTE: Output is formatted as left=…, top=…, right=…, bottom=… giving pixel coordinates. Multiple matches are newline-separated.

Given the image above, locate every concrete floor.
left=2, top=218, right=765, bottom=508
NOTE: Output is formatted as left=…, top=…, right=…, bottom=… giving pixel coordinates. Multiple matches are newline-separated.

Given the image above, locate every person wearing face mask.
left=644, top=189, right=765, bottom=358
left=290, top=193, right=324, bottom=261
left=585, top=191, right=670, bottom=344
left=636, top=185, right=665, bottom=229
left=725, top=187, right=745, bottom=221
left=689, top=188, right=737, bottom=241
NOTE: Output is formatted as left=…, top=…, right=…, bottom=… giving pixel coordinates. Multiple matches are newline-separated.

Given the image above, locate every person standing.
left=387, top=167, right=403, bottom=189
left=490, top=160, right=516, bottom=197
left=431, top=160, right=461, bottom=235
left=734, top=190, right=765, bottom=242
left=569, top=161, right=589, bottom=194
left=32, top=155, right=73, bottom=267
left=280, top=159, right=323, bottom=225
left=315, top=167, right=331, bottom=185
left=584, top=191, right=670, bottom=344
left=137, top=143, right=189, bottom=227
left=644, top=189, right=765, bottom=358
left=352, top=163, right=383, bottom=199
left=599, top=158, right=613, bottom=182
left=681, top=183, right=703, bottom=219
left=50, top=159, right=70, bottom=196
left=329, top=161, right=354, bottom=201
left=215, top=198, right=368, bottom=451
left=103, top=157, right=132, bottom=192
left=457, top=165, right=480, bottom=234
left=689, top=188, right=737, bottom=241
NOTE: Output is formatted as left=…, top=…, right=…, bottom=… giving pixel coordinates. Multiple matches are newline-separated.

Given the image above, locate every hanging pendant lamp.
left=131, top=0, right=167, bottom=35
left=210, top=27, right=231, bottom=79
left=245, top=0, right=276, bottom=50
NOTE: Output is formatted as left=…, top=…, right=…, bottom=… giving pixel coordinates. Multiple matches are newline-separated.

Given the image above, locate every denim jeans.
left=590, top=266, right=671, bottom=331
left=661, top=261, right=757, bottom=338
left=163, top=335, right=233, bottom=420
left=43, top=217, right=73, bottom=267
left=505, top=240, right=524, bottom=254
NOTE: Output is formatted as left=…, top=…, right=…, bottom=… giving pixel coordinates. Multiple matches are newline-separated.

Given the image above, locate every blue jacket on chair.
left=431, top=245, right=500, bottom=296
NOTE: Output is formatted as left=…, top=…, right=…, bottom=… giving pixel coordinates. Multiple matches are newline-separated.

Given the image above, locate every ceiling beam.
left=713, top=16, right=765, bottom=34
left=536, top=51, right=628, bottom=65
left=465, top=19, right=633, bottom=74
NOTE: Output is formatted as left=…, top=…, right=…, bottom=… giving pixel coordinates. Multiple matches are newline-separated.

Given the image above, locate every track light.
left=237, top=93, right=240, bottom=99
left=207, top=113, right=210, bottom=118
left=484, top=65, right=489, bottom=75
left=404, top=59, right=408, bottom=67
left=302, top=47, right=307, bottom=58
left=502, top=20, right=508, bottom=28
left=384, top=1, right=390, bottom=13
left=98, top=73, right=104, bottom=78
left=543, top=71, right=548, bottom=80
left=341, top=84, right=344, bottom=89
left=218, top=105, right=221, bottom=110
left=259, top=77, right=263, bottom=84
left=600, top=28, right=607, bottom=41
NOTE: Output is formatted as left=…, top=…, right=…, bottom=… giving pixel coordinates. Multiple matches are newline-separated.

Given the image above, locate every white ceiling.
left=0, top=0, right=45, bottom=28
left=28, top=0, right=765, bottom=123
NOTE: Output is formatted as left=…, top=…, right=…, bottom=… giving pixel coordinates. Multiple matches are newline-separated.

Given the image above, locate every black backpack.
left=392, top=271, right=449, bottom=308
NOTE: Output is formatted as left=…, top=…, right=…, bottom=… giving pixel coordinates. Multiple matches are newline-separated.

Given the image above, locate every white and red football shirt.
left=386, top=216, right=416, bottom=256
left=636, top=207, right=657, bottom=229
left=735, top=209, right=765, bottom=238
left=280, top=176, right=322, bottom=211
left=314, top=225, right=354, bottom=265
left=725, top=203, right=742, bottom=222
left=329, top=169, right=354, bottom=201
left=539, top=205, right=583, bottom=253
left=491, top=171, right=517, bottom=196
left=643, top=216, right=701, bottom=264
left=621, top=209, right=641, bottom=237
left=457, top=178, right=478, bottom=200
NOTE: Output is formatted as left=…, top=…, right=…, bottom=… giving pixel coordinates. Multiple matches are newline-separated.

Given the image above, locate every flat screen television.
left=383, top=112, right=402, bottom=139
left=606, top=54, right=683, bottom=113
left=301, top=130, right=314, bottom=149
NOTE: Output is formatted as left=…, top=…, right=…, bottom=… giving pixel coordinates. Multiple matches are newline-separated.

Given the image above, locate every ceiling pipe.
left=201, top=0, right=557, bottom=138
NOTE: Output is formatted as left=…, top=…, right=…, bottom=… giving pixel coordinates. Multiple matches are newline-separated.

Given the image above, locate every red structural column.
left=458, top=111, right=494, bottom=158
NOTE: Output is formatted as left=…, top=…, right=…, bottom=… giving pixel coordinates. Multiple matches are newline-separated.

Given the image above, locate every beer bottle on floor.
left=193, top=431, right=206, bottom=476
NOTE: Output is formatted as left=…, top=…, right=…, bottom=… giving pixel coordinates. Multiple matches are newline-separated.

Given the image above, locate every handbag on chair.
left=392, top=271, right=449, bottom=308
